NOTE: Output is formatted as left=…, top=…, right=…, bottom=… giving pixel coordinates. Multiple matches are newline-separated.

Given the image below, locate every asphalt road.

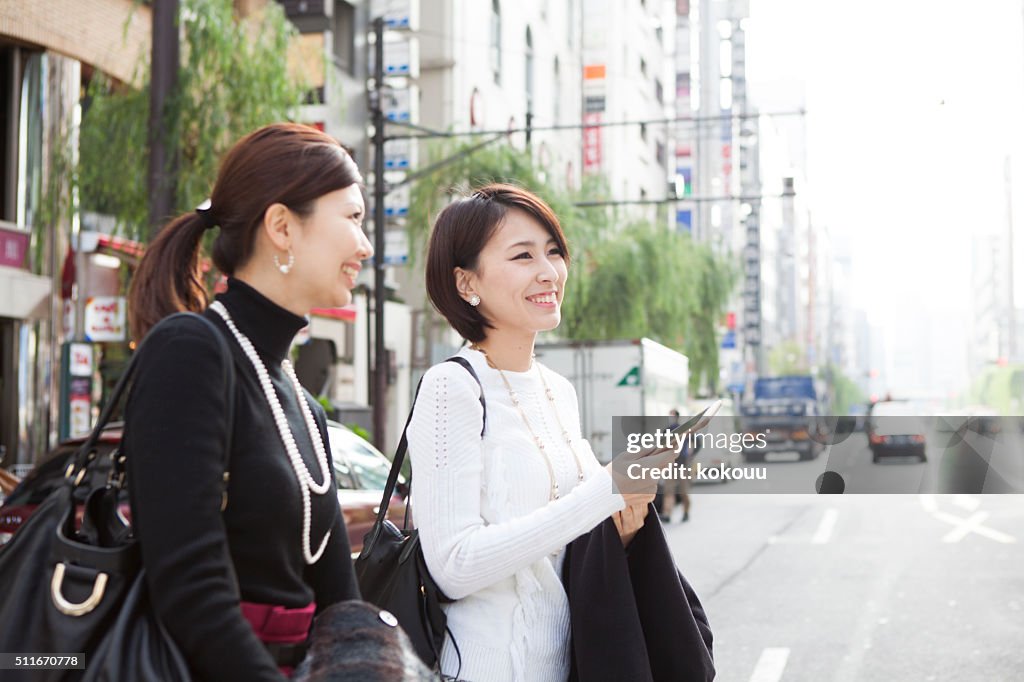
left=665, top=482, right=1023, bottom=681
left=690, top=428, right=1024, bottom=495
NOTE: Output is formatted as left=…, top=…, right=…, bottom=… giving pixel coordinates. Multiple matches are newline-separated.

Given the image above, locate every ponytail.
left=128, top=212, right=210, bottom=341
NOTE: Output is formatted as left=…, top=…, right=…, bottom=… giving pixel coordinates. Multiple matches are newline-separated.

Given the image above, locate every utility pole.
left=371, top=17, right=388, bottom=450
left=147, top=0, right=179, bottom=238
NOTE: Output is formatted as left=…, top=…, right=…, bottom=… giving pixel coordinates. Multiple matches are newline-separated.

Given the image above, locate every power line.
left=383, top=109, right=806, bottom=142
left=573, top=193, right=789, bottom=208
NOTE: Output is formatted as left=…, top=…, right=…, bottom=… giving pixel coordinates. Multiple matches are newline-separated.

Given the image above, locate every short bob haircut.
left=425, top=183, right=570, bottom=343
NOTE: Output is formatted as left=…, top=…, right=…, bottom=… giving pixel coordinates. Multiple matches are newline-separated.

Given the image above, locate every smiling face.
left=456, top=207, right=568, bottom=342
left=291, top=184, right=373, bottom=309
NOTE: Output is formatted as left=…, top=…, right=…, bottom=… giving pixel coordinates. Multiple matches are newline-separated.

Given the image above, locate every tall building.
left=581, top=0, right=676, bottom=223
left=674, top=0, right=695, bottom=234
left=417, top=0, right=582, bottom=188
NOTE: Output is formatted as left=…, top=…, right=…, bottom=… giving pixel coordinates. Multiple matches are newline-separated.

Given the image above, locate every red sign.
left=583, top=112, right=603, bottom=174
left=0, top=225, right=29, bottom=269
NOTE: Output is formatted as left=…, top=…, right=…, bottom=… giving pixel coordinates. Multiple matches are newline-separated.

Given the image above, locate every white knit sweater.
left=407, top=347, right=626, bottom=682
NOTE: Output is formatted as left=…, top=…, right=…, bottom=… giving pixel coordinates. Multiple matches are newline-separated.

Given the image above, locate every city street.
left=667, top=467, right=1024, bottom=680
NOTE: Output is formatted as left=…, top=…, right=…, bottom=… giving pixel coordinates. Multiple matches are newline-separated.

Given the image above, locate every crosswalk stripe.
left=812, top=508, right=838, bottom=544
left=749, top=647, right=790, bottom=682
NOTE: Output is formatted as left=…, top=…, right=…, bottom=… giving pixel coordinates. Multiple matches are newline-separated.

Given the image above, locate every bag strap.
left=70, top=312, right=236, bottom=493
left=366, top=356, right=485, bottom=542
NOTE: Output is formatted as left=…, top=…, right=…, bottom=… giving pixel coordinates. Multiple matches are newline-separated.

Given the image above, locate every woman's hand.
left=605, top=444, right=678, bottom=507
left=612, top=503, right=649, bottom=548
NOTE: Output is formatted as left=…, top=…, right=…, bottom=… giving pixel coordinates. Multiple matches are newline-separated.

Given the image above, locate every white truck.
left=534, top=338, right=690, bottom=463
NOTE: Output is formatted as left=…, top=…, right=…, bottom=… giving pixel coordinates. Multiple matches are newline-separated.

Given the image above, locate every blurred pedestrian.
left=408, top=184, right=712, bottom=681
left=659, top=408, right=694, bottom=523
left=125, top=123, right=371, bottom=680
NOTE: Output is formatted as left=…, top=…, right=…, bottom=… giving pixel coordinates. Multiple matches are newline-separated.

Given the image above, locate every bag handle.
left=364, top=357, right=485, bottom=548
left=67, top=312, right=236, bottom=493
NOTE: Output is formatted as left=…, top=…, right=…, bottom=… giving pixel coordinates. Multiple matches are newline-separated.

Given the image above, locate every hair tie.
left=195, top=199, right=217, bottom=230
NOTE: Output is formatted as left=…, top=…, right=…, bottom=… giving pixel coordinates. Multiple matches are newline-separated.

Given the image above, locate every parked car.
left=867, top=401, right=927, bottom=463
left=0, top=421, right=405, bottom=555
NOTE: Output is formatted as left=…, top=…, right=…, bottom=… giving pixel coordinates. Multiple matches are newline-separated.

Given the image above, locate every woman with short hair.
left=408, top=184, right=704, bottom=681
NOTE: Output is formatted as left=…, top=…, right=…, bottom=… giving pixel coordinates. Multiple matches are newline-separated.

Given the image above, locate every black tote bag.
left=355, top=356, right=485, bottom=674
left=0, top=312, right=234, bottom=681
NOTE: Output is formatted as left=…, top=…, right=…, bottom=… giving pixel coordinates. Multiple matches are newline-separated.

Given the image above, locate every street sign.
left=721, top=330, right=736, bottom=349
left=0, top=224, right=29, bottom=269
left=69, top=343, right=94, bottom=377
left=383, top=85, right=418, bottom=122
left=383, top=38, right=419, bottom=77
left=84, top=296, right=127, bottom=342
left=384, top=139, right=413, bottom=170
left=384, top=229, right=409, bottom=265
left=376, top=0, right=419, bottom=30
left=384, top=185, right=409, bottom=217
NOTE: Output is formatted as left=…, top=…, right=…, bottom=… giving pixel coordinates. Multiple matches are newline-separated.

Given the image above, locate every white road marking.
left=935, top=511, right=1016, bottom=544
left=812, top=508, right=839, bottom=544
left=749, top=647, right=790, bottom=682
left=919, top=496, right=1016, bottom=543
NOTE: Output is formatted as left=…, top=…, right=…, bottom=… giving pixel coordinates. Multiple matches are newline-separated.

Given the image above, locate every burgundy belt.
left=240, top=600, right=316, bottom=676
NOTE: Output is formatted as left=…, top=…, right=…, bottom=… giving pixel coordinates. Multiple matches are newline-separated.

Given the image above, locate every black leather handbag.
left=0, top=313, right=234, bottom=681
left=355, top=357, right=485, bottom=675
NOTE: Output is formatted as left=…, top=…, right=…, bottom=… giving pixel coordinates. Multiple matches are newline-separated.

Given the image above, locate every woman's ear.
left=262, top=203, right=293, bottom=252
left=453, top=267, right=476, bottom=302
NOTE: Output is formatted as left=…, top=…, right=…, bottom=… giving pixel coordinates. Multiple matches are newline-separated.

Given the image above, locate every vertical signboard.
left=743, top=212, right=761, bottom=346
left=582, top=63, right=605, bottom=175
left=60, top=342, right=95, bottom=440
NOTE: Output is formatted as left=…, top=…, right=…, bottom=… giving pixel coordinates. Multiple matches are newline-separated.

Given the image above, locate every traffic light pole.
left=371, top=17, right=388, bottom=450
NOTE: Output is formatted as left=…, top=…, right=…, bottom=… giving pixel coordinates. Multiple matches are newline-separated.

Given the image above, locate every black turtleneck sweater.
left=124, top=279, right=359, bottom=682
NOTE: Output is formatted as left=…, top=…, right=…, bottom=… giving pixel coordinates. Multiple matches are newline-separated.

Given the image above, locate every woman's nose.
left=358, top=232, right=374, bottom=260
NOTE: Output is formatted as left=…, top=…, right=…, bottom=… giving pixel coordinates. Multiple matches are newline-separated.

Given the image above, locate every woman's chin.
left=537, top=313, right=562, bottom=332
left=316, top=288, right=352, bottom=310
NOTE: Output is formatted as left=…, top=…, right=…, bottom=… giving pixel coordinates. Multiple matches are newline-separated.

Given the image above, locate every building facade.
left=0, top=0, right=151, bottom=469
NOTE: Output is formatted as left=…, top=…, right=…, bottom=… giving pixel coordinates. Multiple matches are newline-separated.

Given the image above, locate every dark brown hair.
left=128, top=122, right=362, bottom=340
left=425, top=183, right=570, bottom=343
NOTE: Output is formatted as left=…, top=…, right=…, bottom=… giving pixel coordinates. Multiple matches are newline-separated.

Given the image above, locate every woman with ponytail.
left=124, top=123, right=372, bottom=680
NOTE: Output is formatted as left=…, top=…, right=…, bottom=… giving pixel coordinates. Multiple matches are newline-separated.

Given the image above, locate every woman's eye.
left=512, top=252, right=532, bottom=260
left=548, top=248, right=563, bottom=257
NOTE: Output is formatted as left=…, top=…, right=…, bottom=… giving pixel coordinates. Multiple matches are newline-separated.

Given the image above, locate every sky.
left=744, top=0, right=1024, bottom=396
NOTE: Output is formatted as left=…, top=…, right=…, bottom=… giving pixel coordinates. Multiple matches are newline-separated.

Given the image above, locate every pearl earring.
left=274, top=249, right=295, bottom=275
left=468, top=294, right=481, bottom=307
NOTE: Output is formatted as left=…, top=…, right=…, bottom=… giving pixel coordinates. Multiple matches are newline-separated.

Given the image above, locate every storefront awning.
left=0, top=266, right=51, bottom=320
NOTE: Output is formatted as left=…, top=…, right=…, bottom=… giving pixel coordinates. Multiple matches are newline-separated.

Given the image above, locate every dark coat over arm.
left=563, top=504, right=715, bottom=682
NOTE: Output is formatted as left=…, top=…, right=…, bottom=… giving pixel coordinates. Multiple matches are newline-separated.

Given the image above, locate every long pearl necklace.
left=471, top=345, right=584, bottom=501
left=210, top=301, right=332, bottom=564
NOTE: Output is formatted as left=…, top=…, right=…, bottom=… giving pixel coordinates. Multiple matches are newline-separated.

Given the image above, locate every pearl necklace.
left=471, top=345, right=584, bottom=501
left=210, top=301, right=332, bottom=564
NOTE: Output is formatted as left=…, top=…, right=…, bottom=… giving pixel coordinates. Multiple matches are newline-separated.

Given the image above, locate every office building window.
left=333, top=1, right=355, bottom=76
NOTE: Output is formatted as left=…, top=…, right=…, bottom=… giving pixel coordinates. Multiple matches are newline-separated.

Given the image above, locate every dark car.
left=867, top=401, right=927, bottom=463
left=0, top=421, right=406, bottom=555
